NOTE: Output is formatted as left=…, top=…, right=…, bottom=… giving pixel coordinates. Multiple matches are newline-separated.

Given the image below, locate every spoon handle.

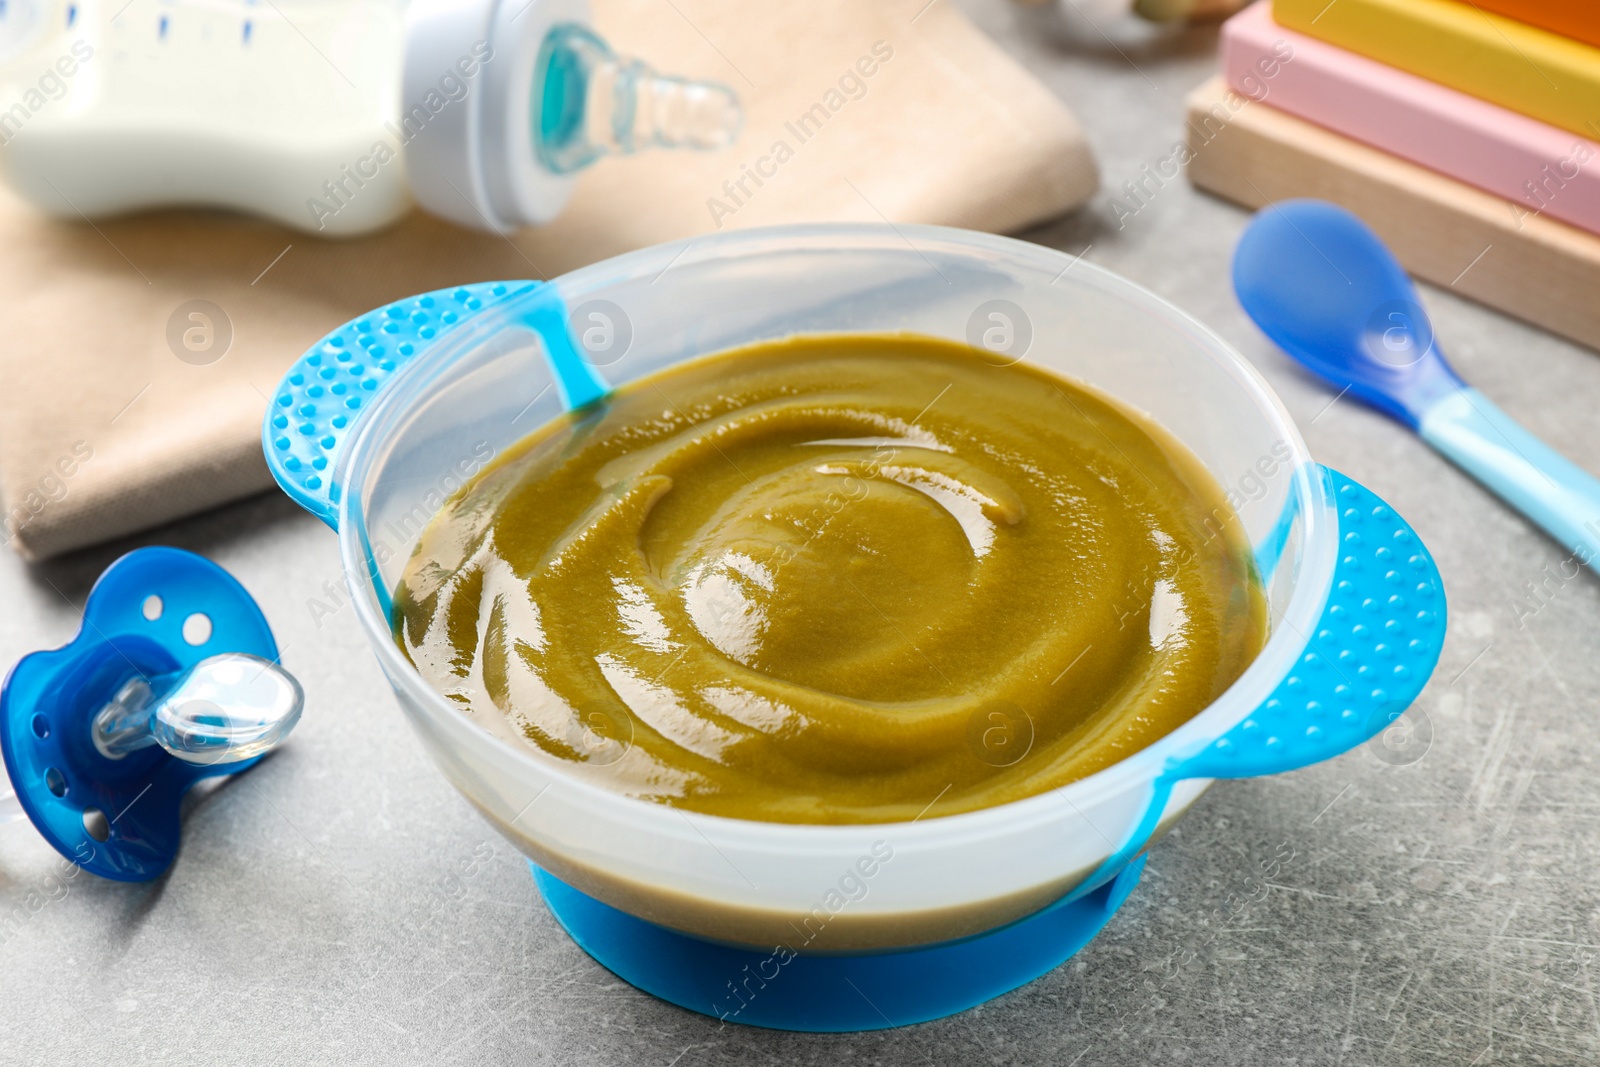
left=1419, top=387, right=1600, bottom=562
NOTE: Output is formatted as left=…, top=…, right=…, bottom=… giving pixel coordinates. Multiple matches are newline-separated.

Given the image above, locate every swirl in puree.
left=393, top=335, right=1267, bottom=823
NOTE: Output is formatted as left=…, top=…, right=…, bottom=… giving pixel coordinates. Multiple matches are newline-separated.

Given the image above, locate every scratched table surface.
left=3, top=3, right=1597, bottom=1064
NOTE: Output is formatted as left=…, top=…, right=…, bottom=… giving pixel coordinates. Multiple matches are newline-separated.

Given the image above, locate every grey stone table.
left=3, top=3, right=1596, bottom=1064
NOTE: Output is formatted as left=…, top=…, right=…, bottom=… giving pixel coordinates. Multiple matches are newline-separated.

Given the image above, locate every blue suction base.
left=531, top=854, right=1145, bottom=1032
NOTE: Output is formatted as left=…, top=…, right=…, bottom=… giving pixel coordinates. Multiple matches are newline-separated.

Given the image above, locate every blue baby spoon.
left=0, top=547, right=303, bottom=881
left=1234, top=199, right=1600, bottom=563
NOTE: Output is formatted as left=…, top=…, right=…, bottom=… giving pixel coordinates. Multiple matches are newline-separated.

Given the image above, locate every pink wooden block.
left=1221, top=1, right=1600, bottom=236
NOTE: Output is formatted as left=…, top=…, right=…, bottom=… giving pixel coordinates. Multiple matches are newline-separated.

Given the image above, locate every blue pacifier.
left=0, top=547, right=302, bottom=881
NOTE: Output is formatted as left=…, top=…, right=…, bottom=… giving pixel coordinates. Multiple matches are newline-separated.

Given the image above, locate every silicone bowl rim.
left=325, top=222, right=1337, bottom=853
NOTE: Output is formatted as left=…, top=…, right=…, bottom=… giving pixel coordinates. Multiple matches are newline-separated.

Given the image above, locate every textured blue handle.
left=264, top=282, right=531, bottom=528
left=1065, top=466, right=1446, bottom=901
left=264, top=280, right=611, bottom=530
left=0, top=548, right=281, bottom=881
left=1181, top=466, right=1446, bottom=778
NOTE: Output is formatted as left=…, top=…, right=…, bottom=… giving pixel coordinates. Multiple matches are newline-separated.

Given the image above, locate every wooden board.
left=1185, top=75, right=1600, bottom=353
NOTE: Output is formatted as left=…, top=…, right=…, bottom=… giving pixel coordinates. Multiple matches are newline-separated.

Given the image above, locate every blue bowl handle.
left=1064, top=465, right=1447, bottom=900
left=262, top=280, right=605, bottom=530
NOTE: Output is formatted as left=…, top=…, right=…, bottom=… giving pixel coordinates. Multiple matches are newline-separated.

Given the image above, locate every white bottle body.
left=0, top=0, right=729, bottom=237
left=0, top=0, right=555, bottom=237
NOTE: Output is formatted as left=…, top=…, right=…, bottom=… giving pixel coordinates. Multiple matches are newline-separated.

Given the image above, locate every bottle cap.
left=402, top=0, right=591, bottom=232
left=401, top=0, right=740, bottom=232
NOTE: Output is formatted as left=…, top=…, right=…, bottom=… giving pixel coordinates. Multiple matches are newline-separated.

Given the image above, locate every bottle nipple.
left=535, top=24, right=742, bottom=175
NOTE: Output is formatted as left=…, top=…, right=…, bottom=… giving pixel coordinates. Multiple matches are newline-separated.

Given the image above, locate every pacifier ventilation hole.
left=182, top=613, right=212, bottom=646
left=82, top=807, right=110, bottom=842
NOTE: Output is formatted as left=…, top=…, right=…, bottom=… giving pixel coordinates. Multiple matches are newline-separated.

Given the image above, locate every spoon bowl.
left=1232, top=199, right=1464, bottom=426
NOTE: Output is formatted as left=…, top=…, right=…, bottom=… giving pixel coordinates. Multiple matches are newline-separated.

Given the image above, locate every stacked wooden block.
left=1187, top=0, right=1600, bottom=350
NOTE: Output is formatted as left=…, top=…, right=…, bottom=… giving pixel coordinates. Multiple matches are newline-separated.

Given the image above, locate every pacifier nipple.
left=535, top=24, right=742, bottom=174
left=92, top=652, right=303, bottom=766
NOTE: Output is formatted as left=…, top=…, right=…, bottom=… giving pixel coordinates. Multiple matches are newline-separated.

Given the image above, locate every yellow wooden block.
left=1273, top=0, right=1600, bottom=140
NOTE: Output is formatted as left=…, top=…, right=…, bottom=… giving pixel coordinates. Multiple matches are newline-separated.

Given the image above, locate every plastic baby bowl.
left=0, top=547, right=303, bottom=881
left=262, top=224, right=1446, bottom=1031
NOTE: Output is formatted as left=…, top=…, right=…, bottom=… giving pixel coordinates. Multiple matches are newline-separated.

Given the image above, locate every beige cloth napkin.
left=0, top=0, right=1097, bottom=561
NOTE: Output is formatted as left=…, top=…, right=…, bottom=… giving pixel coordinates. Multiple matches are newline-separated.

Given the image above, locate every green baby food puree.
left=393, top=335, right=1266, bottom=824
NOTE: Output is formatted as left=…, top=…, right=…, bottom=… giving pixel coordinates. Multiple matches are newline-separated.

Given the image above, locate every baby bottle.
left=0, top=0, right=741, bottom=235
